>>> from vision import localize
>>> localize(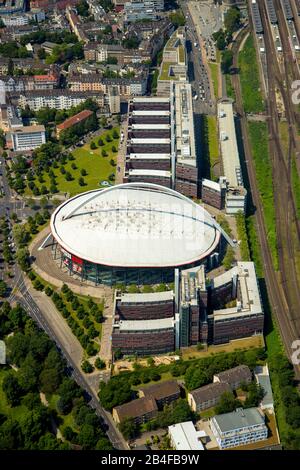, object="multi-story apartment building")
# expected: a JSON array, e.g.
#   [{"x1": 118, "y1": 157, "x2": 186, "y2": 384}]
[
  {"x1": 124, "y1": 0, "x2": 164, "y2": 24},
  {"x1": 0, "y1": 59, "x2": 59, "y2": 76},
  {"x1": 0, "y1": 9, "x2": 45, "y2": 26},
  {"x1": 213, "y1": 365, "x2": 252, "y2": 391},
  {"x1": 17, "y1": 89, "x2": 104, "y2": 111},
  {"x1": 8, "y1": 125, "x2": 46, "y2": 152},
  {"x1": 210, "y1": 408, "x2": 268, "y2": 449},
  {"x1": 68, "y1": 73, "x2": 148, "y2": 97},
  {"x1": 113, "y1": 397, "x2": 158, "y2": 425},
  {"x1": 0, "y1": 0, "x2": 25, "y2": 15},
  {"x1": 107, "y1": 85, "x2": 120, "y2": 114},
  {"x1": 188, "y1": 382, "x2": 231, "y2": 412},
  {"x1": 0, "y1": 74, "x2": 59, "y2": 93},
  {"x1": 83, "y1": 43, "x2": 152, "y2": 65}
]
